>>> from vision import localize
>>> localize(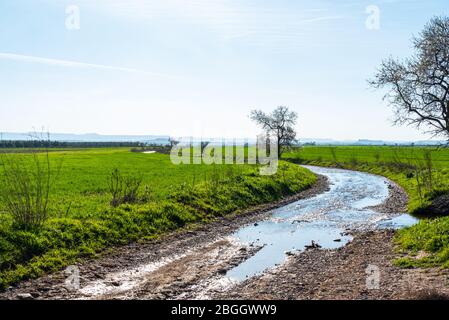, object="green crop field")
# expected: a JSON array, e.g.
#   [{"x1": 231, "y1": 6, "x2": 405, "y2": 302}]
[
  {"x1": 0, "y1": 147, "x2": 316, "y2": 288},
  {"x1": 285, "y1": 145, "x2": 449, "y2": 168},
  {"x1": 284, "y1": 146, "x2": 449, "y2": 211},
  {"x1": 283, "y1": 145, "x2": 449, "y2": 268}
]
